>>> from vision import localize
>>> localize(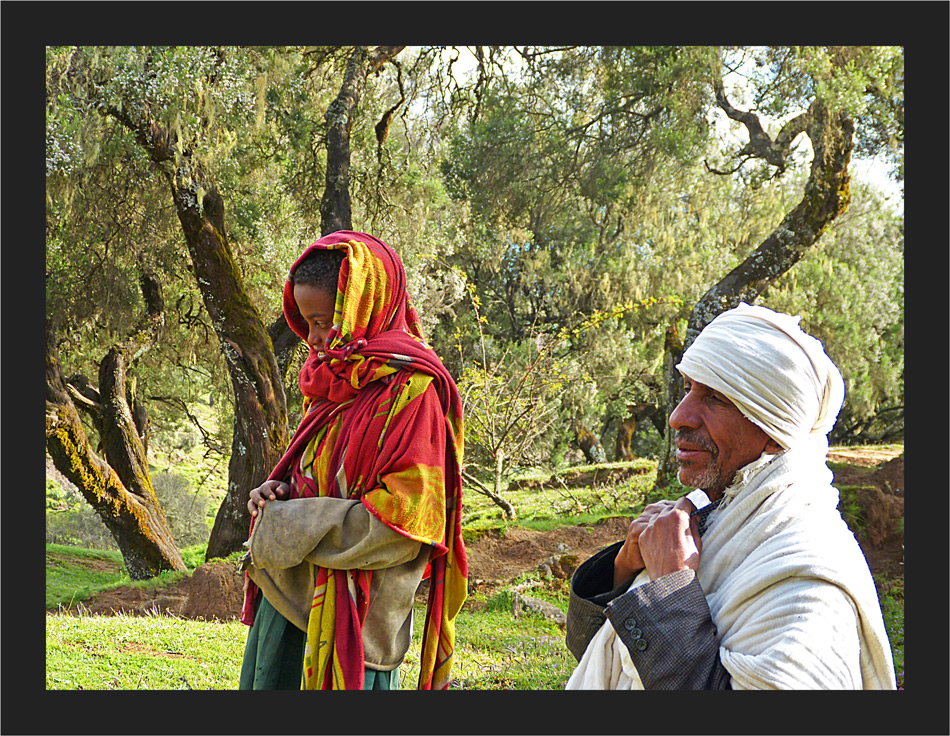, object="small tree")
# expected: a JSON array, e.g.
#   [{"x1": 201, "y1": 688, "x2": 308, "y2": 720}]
[
  {"x1": 456, "y1": 267, "x2": 681, "y2": 520},
  {"x1": 453, "y1": 279, "x2": 562, "y2": 520}
]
